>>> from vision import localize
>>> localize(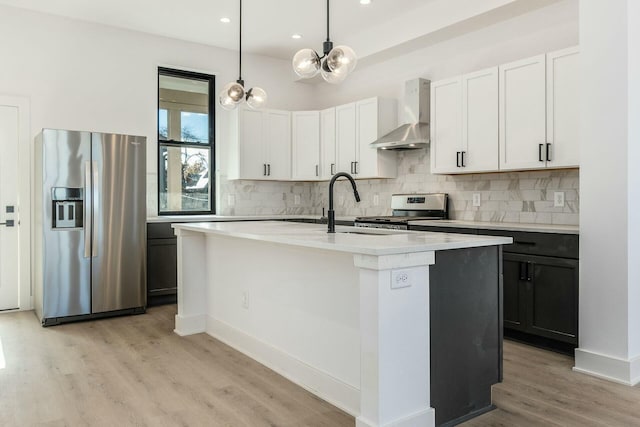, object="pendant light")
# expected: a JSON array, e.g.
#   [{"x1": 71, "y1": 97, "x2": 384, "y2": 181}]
[
  {"x1": 292, "y1": 0, "x2": 357, "y2": 84},
  {"x1": 219, "y1": 0, "x2": 267, "y2": 110}
]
